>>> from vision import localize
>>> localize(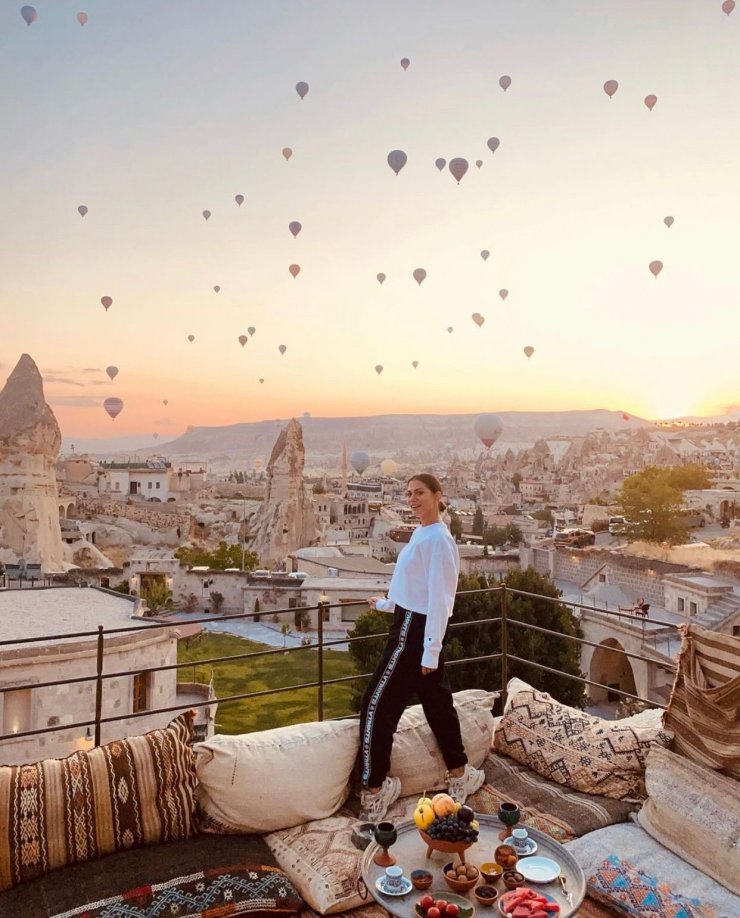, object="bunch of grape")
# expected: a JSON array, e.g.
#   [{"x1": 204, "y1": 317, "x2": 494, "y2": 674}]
[{"x1": 426, "y1": 814, "x2": 479, "y2": 843}]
